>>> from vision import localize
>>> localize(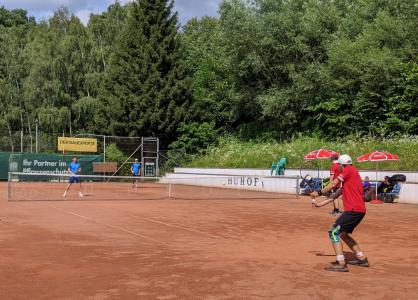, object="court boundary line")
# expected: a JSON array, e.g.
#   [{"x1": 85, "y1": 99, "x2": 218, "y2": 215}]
[
  {"x1": 47, "y1": 204, "x2": 166, "y2": 245},
  {"x1": 95, "y1": 205, "x2": 217, "y2": 239}
]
